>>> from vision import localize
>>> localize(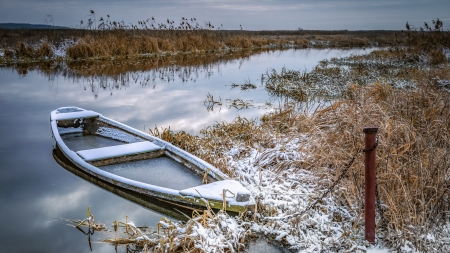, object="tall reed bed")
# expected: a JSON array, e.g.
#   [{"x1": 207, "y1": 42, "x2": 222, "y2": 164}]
[
  {"x1": 0, "y1": 13, "x2": 406, "y2": 63},
  {"x1": 0, "y1": 30, "x2": 399, "y2": 63},
  {"x1": 148, "y1": 36, "x2": 450, "y2": 249},
  {"x1": 63, "y1": 31, "x2": 280, "y2": 59},
  {"x1": 397, "y1": 18, "x2": 450, "y2": 65},
  {"x1": 306, "y1": 81, "x2": 450, "y2": 250},
  {"x1": 150, "y1": 76, "x2": 450, "y2": 251}
]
